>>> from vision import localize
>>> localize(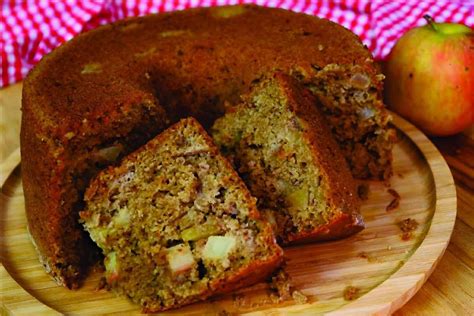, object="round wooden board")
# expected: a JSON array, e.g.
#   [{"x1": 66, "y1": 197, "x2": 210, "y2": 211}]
[{"x1": 0, "y1": 114, "x2": 456, "y2": 315}]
